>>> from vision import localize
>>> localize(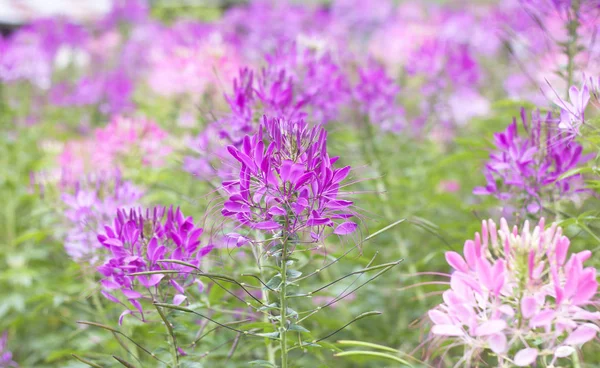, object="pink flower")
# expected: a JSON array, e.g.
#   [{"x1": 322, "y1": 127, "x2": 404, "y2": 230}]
[{"x1": 428, "y1": 218, "x2": 600, "y2": 366}]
